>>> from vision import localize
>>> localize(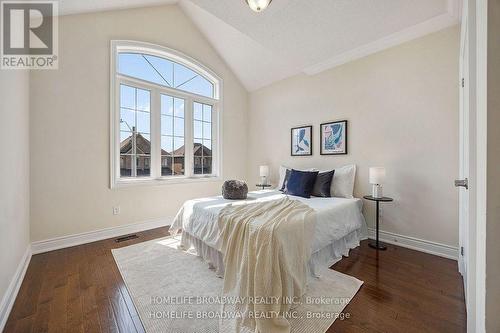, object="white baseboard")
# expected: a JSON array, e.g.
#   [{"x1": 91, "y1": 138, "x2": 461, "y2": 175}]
[
  {"x1": 367, "y1": 228, "x2": 459, "y2": 260},
  {"x1": 31, "y1": 217, "x2": 171, "y2": 255},
  {"x1": 0, "y1": 245, "x2": 32, "y2": 332}
]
